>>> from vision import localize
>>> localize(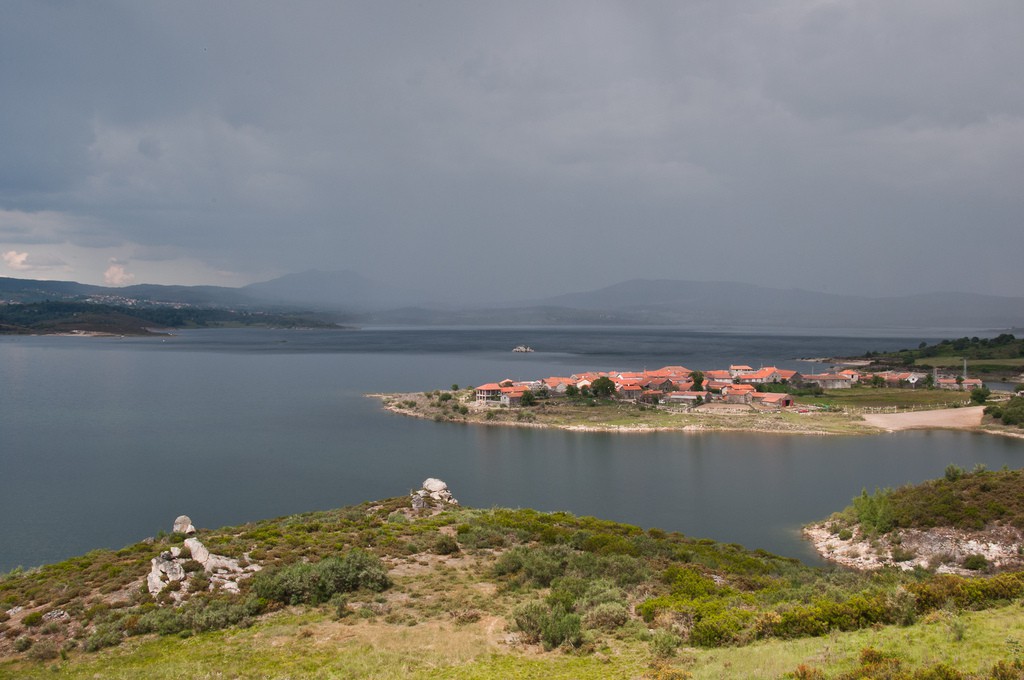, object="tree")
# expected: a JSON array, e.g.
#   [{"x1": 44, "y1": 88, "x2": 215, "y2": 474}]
[
  {"x1": 870, "y1": 375, "x2": 886, "y2": 388},
  {"x1": 970, "y1": 386, "x2": 991, "y2": 405},
  {"x1": 590, "y1": 376, "x2": 616, "y2": 398},
  {"x1": 565, "y1": 384, "x2": 580, "y2": 398},
  {"x1": 690, "y1": 371, "x2": 704, "y2": 391},
  {"x1": 923, "y1": 373, "x2": 934, "y2": 389},
  {"x1": 519, "y1": 389, "x2": 536, "y2": 407}
]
